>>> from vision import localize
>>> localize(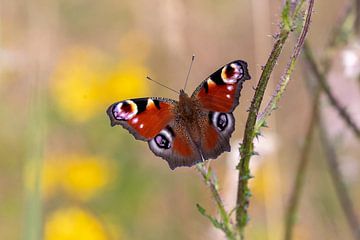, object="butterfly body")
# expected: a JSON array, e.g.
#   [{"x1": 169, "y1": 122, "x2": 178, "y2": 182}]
[
  {"x1": 175, "y1": 90, "x2": 205, "y2": 142},
  {"x1": 107, "y1": 60, "x2": 251, "y2": 170}
]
